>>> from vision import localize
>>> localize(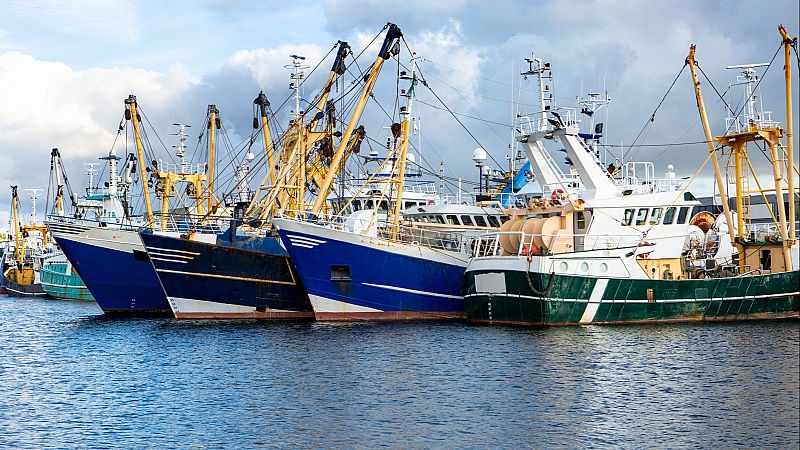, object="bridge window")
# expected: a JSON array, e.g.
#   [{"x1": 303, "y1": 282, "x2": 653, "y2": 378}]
[
  {"x1": 662, "y1": 207, "x2": 676, "y2": 224},
  {"x1": 378, "y1": 201, "x2": 388, "y2": 212},
  {"x1": 623, "y1": 208, "x2": 635, "y2": 226},
  {"x1": 446, "y1": 215, "x2": 459, "y2": 225},
  {"x1": 635, "y1": 208, "x2": 649, "y2": 226},
  {"x1": 460, "y1": 215, "x2": 474, "y2": 226},
  {"x1": 649, "y1": 208, "x2": 662, "y2": 225},
  {"x1": 488, "y1": 216, "x2": 500, "y2": 227},
  {"x1": 677, "y1": 206, "x2": 690, "y2": 224},
  {"x1": 474, "y1": 216, "x2": 488, "y2": 227},
  {"x1": 436, "y1": 216, "x2": 446, "y2": 224},
  {"x1": 576, "y1": 211, "x2": 587, "y2": 230}
]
